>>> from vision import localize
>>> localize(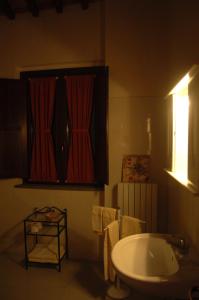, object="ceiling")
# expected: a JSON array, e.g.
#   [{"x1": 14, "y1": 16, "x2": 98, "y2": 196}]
[{"x1": 0, "y1": 0, "x2": 100, "y2": 19}]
